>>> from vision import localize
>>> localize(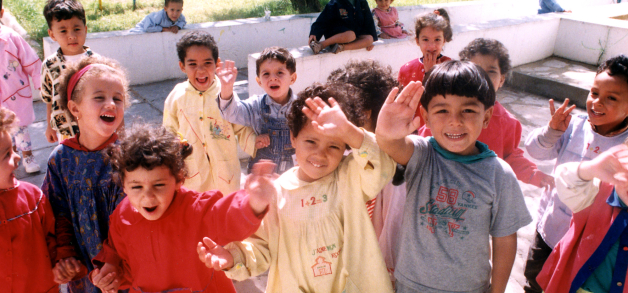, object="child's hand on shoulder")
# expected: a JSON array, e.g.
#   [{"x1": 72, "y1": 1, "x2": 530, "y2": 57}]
[
  {"x1": 217, "y1": 60, "x2": 237, "y2": 100},
  {"x1": 255, "y1": 134, "x2": 270, "y2": 149},
  {"x1": 90, "y1": 263, "x2": 121, "y2": 293},
  {"x1": 245, "y1": 160, "x2": 277, "y2": 215},
  {"x1": 548, "y1": 99, "x2": 576, "y2": 131},
  {"x1": 52, "y1": 257, "x2": 86, "y2": 284},
  {"x1": 197, "y1": 237, "x2": 235, "y2": 271},
  {"x1": 375, "y1": 81, "x2": 424, "y2": 141}
]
